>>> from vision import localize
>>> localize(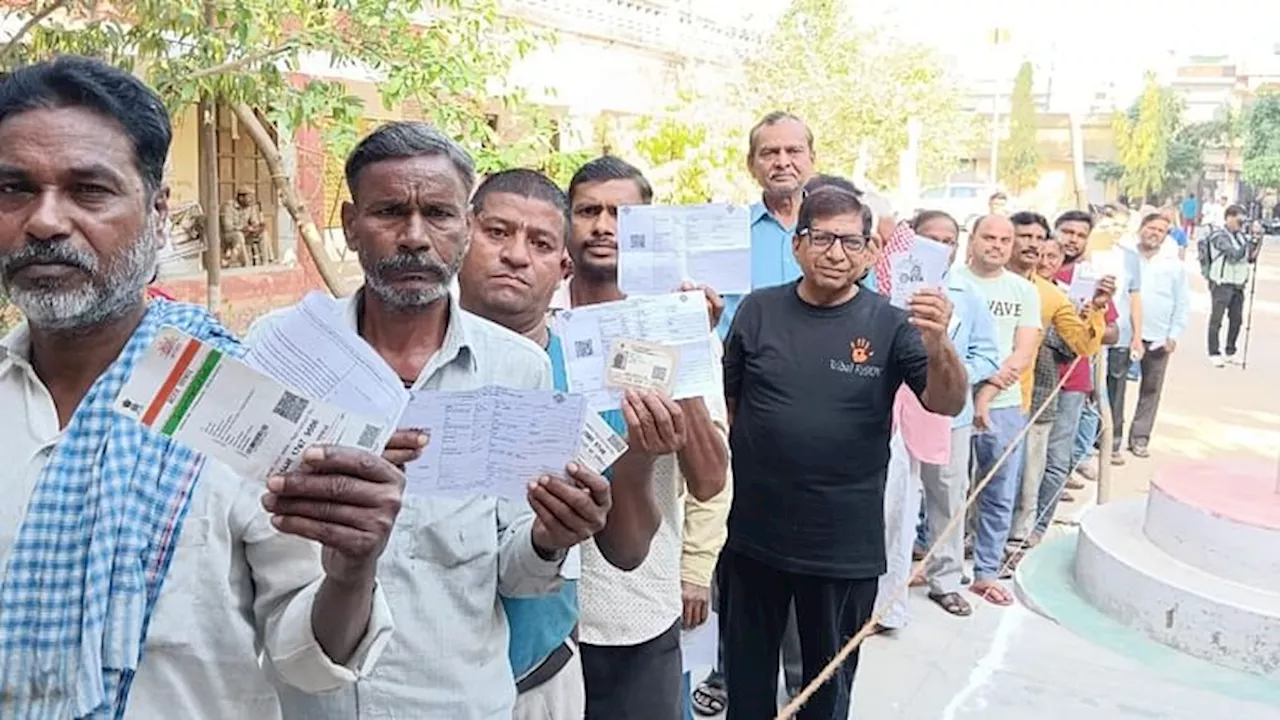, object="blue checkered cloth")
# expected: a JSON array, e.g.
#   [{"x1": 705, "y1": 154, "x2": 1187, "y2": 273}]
[{"x1": 0, "y1": 300, "x2": 242, "y2": 719}]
